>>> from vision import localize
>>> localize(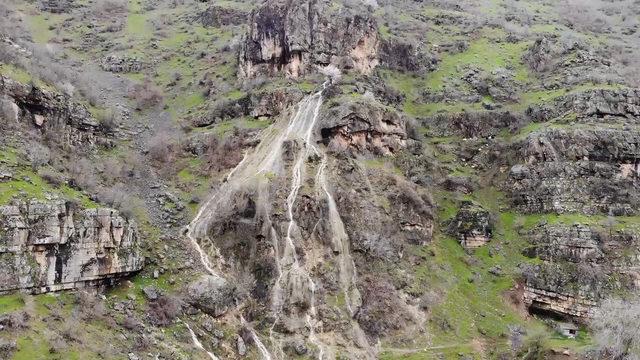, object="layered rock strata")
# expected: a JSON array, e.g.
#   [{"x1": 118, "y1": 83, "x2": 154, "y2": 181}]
[{"x1": 0, "y1": 201, "x2": 143, "y2": 294}]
